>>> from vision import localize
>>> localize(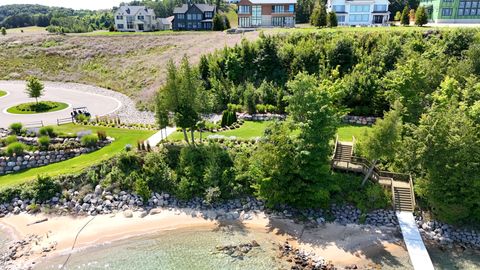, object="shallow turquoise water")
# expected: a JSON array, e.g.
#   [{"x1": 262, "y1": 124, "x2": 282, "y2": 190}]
[
  {"x1": 26, "y1": 226, "x2": 480, "y2": 270},
  {"x1": 35, "y1": 227, "x2": 291, "y2": 270}
]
